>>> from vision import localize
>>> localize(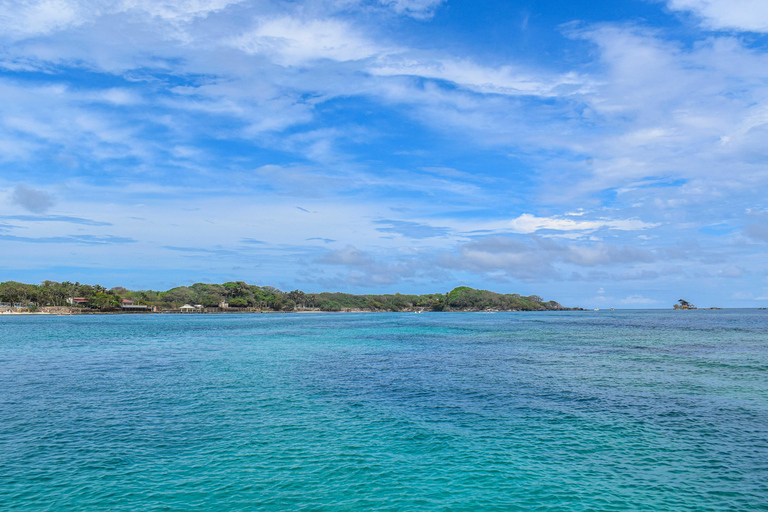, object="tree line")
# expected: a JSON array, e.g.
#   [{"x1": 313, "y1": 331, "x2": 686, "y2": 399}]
[{"x1": 0, "y1": 280, "x2": 571, "y2": 312}]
